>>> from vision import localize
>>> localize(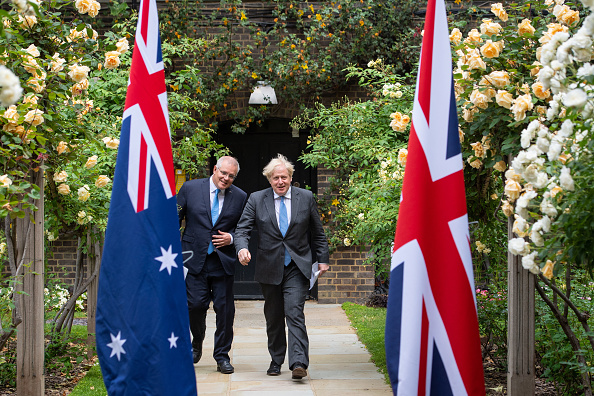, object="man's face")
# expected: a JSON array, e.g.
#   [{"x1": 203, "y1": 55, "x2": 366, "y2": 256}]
[
  {"x1": 269, "y1": 166, "x2": 292, "y2": 196},
  {"x1": 212, "y1": 160, "x2": 238, "y2": 190}
]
